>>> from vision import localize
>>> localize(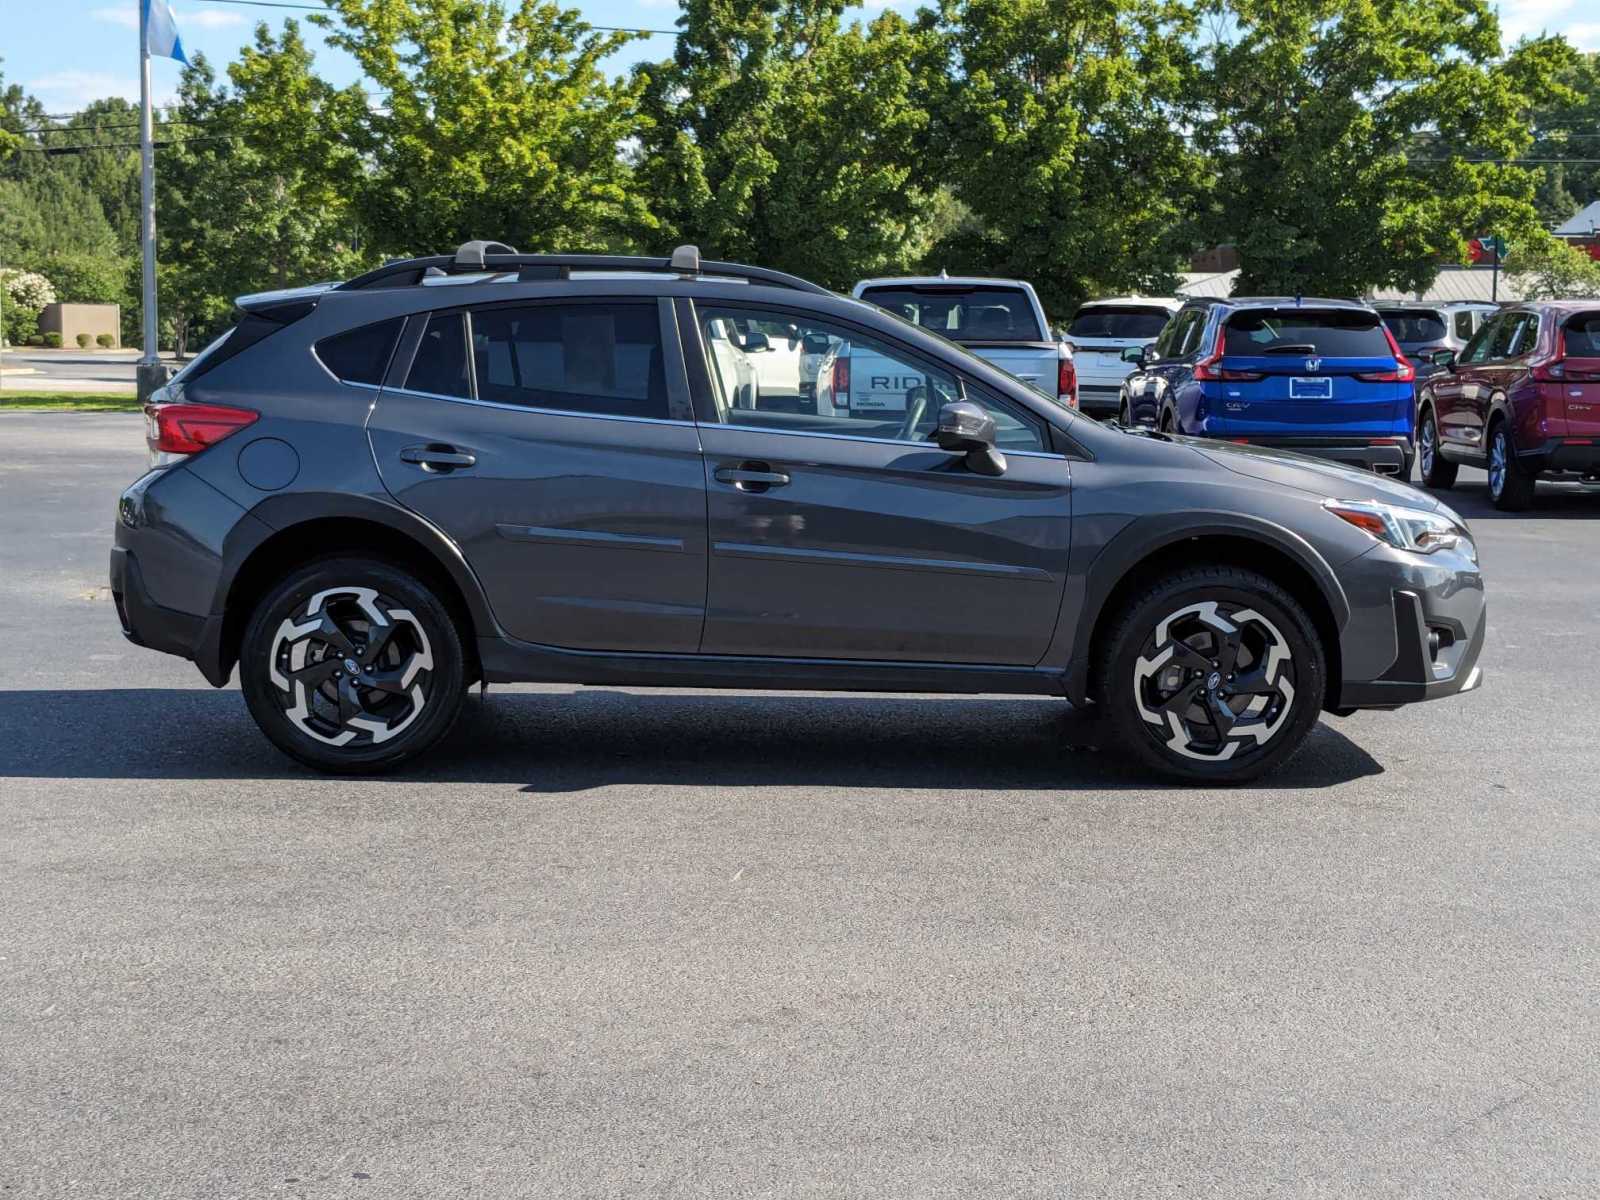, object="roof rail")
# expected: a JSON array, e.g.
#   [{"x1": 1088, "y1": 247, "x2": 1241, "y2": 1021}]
[{"x1": 337, "y1": 240, "x2": 831, "y2": 295}]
